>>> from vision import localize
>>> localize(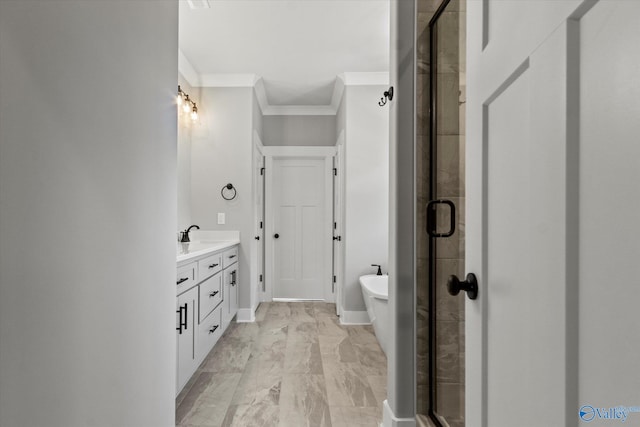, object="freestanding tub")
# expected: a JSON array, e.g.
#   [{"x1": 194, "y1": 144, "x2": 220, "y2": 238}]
[{"x1": 359, "y1": 274, "x2": 389, "y2": 355}]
